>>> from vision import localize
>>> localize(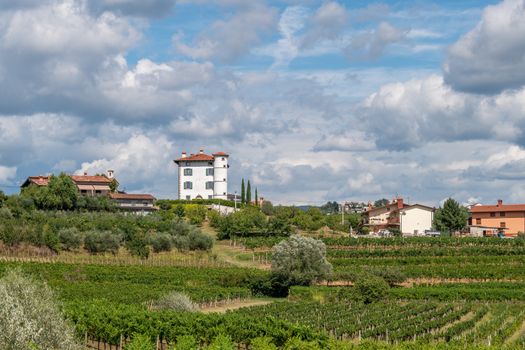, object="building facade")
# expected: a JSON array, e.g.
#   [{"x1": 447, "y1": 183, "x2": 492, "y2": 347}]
[
  {"x1": 174, "y1": 150, "x2": 229, "y2": 200},
  {"x1": 22, "y1": 172, "x2": 114, "y2": 196},
  {"x1": 469, "y1": 200, "x2": 525, "y2": 237},
  {"x1": 363, "y1": 198, "x2": 435, "y2": 235},
  {"x1": 109, "y1": 193, "x2": 158, "y2": 213}
]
